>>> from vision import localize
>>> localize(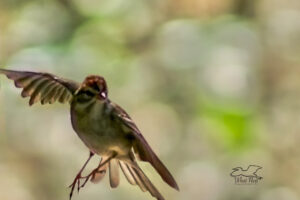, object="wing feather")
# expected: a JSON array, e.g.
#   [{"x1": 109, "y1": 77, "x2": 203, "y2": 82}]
[
  {"x1": 0, "y1": 68, "x2": 80, "y2": 105},
  {"x1": 111, "y1": 102, "x2": 179, "y2": 191},
  {"x1": 40, "y1": 82, "x2": 58, "y2": 104}
]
